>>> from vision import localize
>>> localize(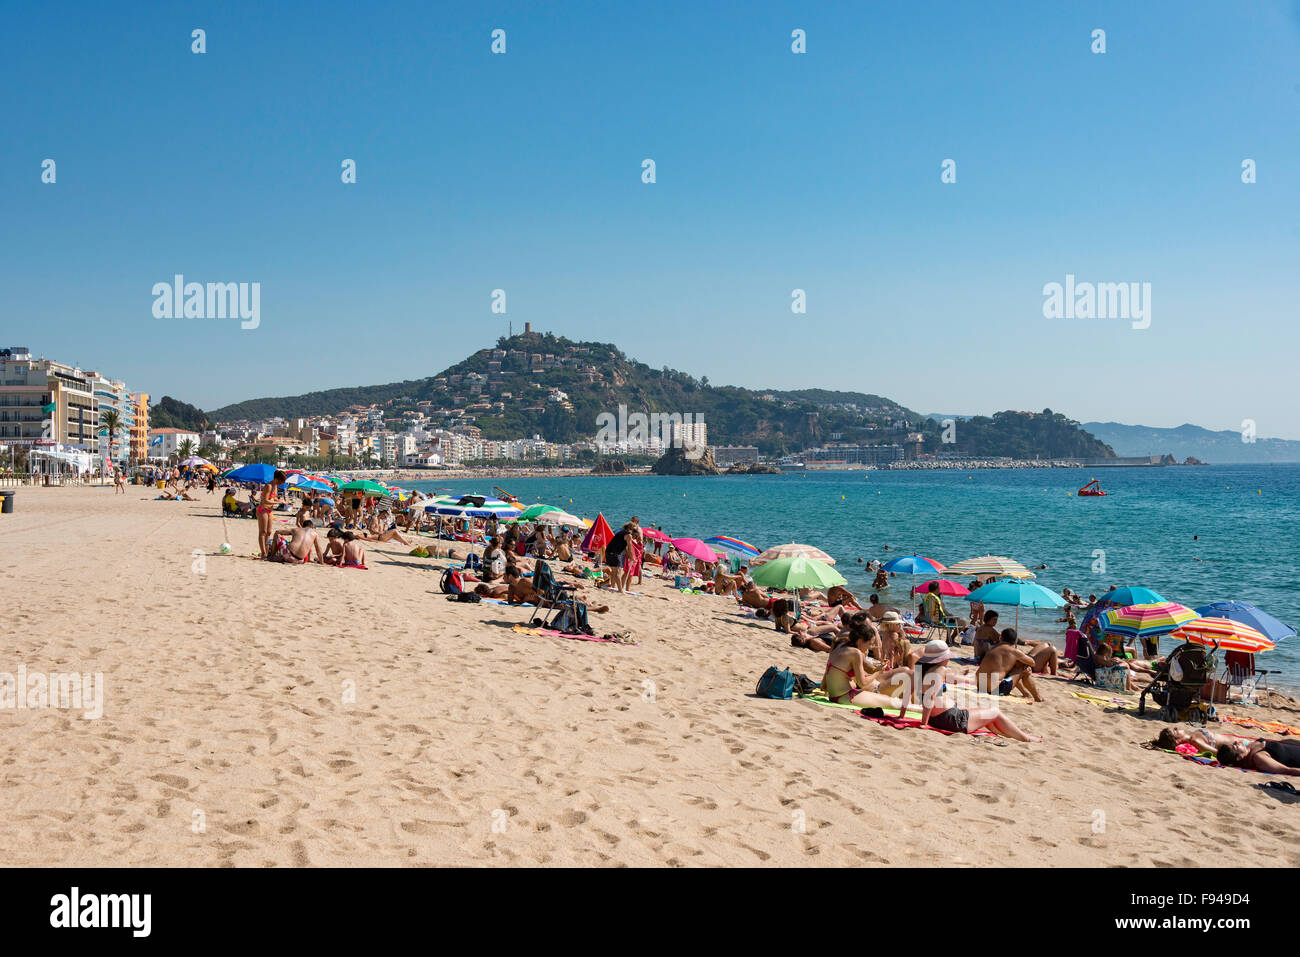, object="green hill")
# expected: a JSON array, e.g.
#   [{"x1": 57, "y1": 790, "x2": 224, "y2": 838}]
[{"x1": 207, "y1": 334, "x2": 1110, "y2": 458}]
